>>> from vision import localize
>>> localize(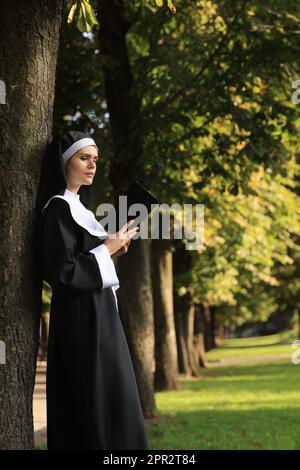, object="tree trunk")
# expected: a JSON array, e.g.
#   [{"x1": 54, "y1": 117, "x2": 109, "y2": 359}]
[
  {"x1": 174, "y1": 290, "x2": 199, "y2": 377},
  {"x1": 117, "y1": 238, "x2": 156, "y2": 419},
  {"x1": 210, "y1": 306, "x2": 217, "y2": 349},
  {"x1": 215, "y1": 322, "x2": 224, "y2": 347},
  {"x1": 97, "y1": 0, "x2": 144, "y2": 191},
  {"x1": 97, "y1": 0, "x2": 156, "y2": 418},
  {"x1": 0, "y1": 0, "x2": 63, "y2": 449},
  {"x1": 203, "y1": 304, "x2": 216, "y2": 351},
  {"x1": 193, "y1": 304, "x2": 207, "y2": 368},
  {"x1": 151, "y1": 239, "x2": 178, "y2": 391}
]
